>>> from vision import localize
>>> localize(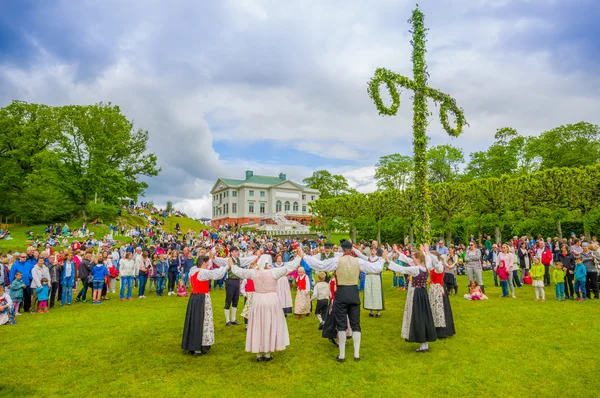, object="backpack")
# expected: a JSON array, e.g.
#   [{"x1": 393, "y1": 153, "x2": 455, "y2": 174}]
[{"x1": 541, "y1": 250, "x2": 552, "y2": 265}]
